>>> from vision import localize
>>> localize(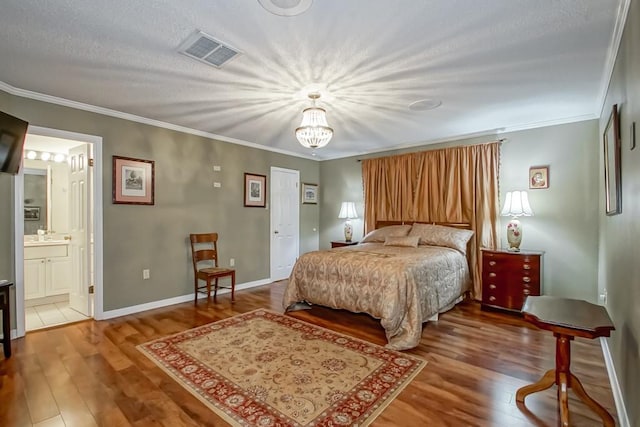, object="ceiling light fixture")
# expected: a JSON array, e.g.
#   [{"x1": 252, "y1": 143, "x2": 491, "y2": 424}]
[{"x1": 295, "y1": 93, "x2": 333, "y2": 149}]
